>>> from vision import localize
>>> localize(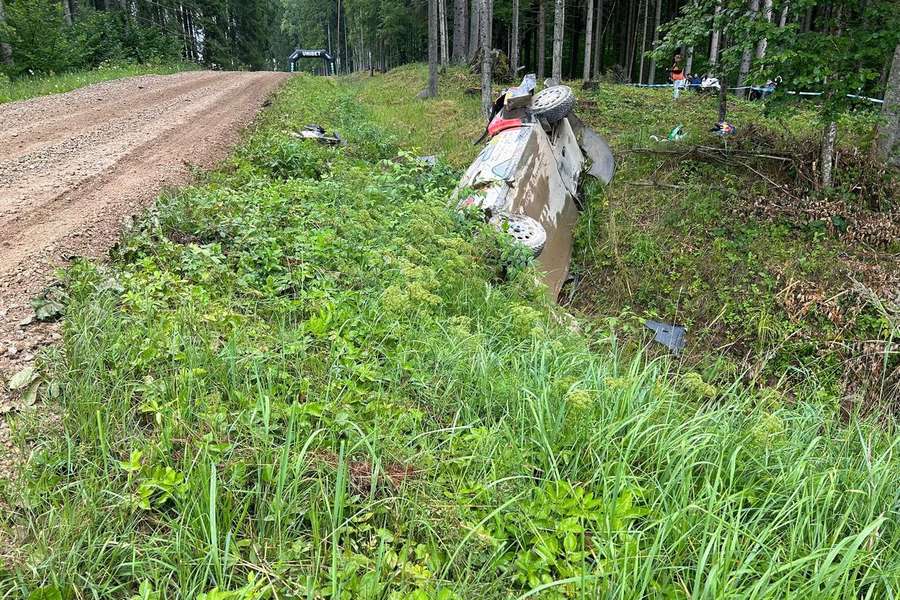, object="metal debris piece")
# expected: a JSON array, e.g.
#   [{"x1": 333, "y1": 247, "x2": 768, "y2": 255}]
[
  {"x1": 504, "y1": 73, "x2": 536, "y2": 109},
  {"x1": 293, "y1": 124, "x2": 344, "y2": 146},
  {"x1": 568, "y1": 111, "x2": 616, "y2": 184},
  {"x1": 417, "y1": 155, "x2": 438, "y2": 166},
  {"x1": 711, "y1": 121, "x2": 736, "y2": 136},
  {"x1": 645, "y1": 320, "x2": 686, "y2": 354}
]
